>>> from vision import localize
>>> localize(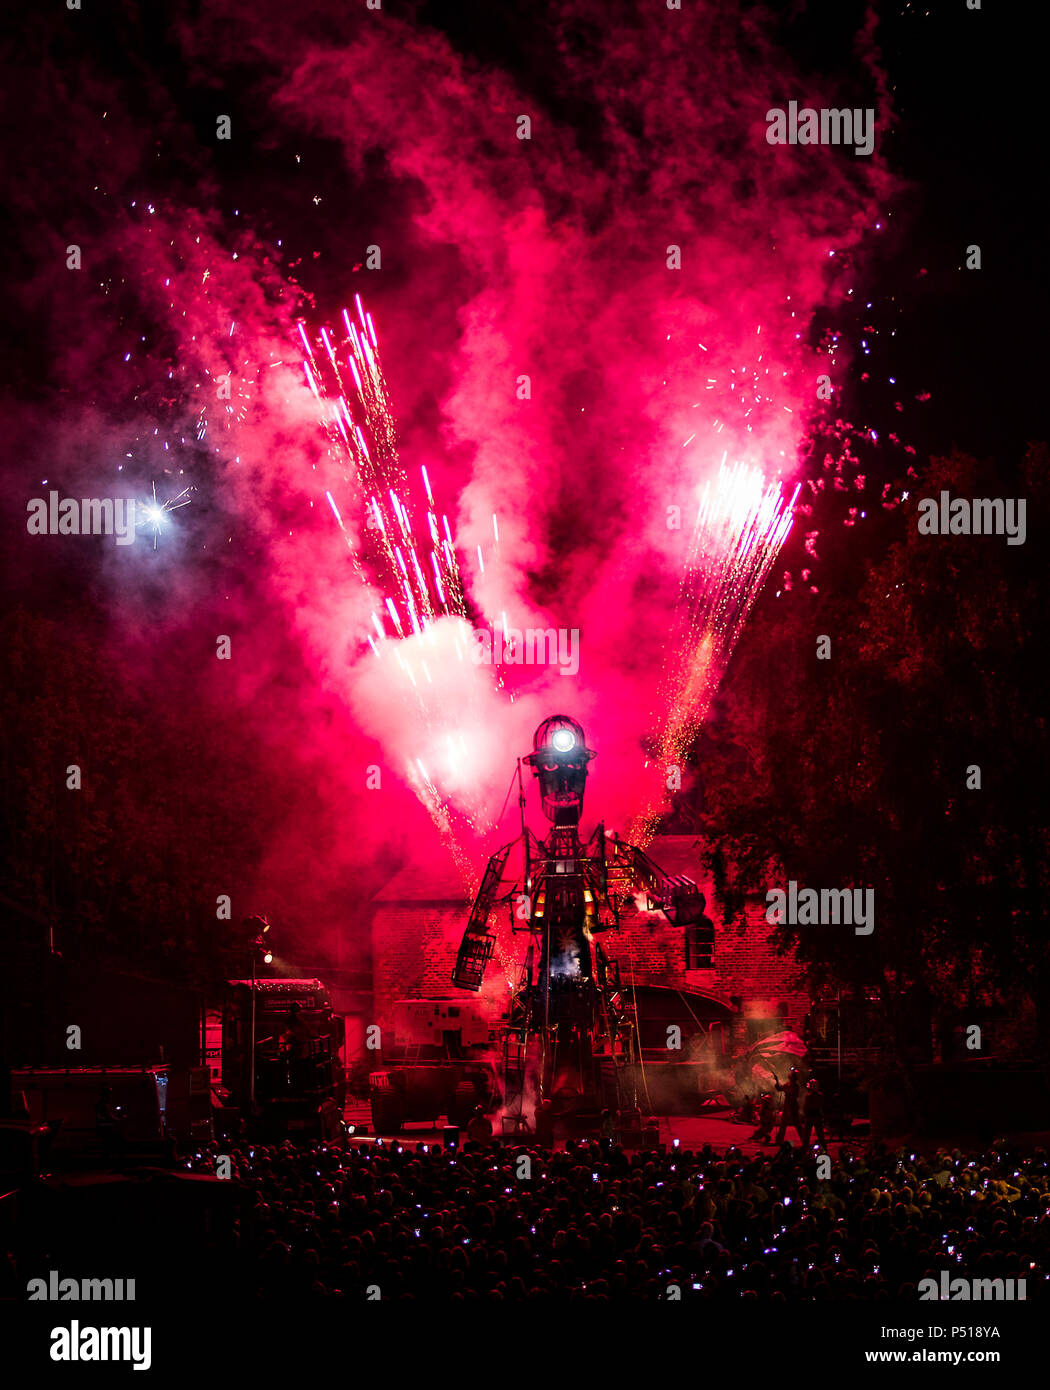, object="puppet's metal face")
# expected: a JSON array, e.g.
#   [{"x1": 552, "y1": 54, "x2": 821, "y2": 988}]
[{"x1": 525, "y1": 715, "x2": 595, "y2": 825}]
